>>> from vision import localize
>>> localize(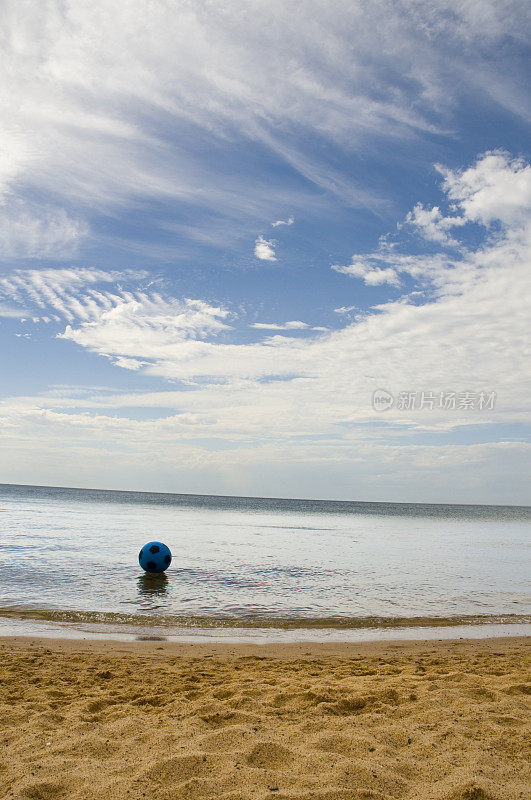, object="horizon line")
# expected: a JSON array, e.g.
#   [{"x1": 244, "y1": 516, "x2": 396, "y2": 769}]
[{"x1": 1, "y1": 482, "x2": 529, "y2": 510}]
